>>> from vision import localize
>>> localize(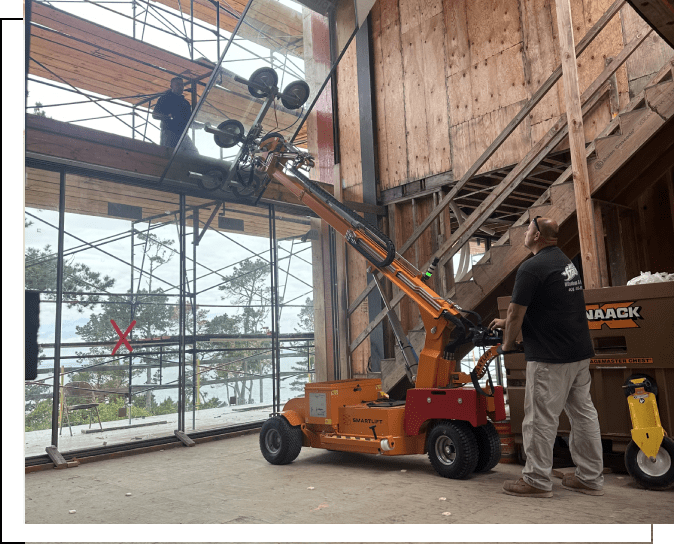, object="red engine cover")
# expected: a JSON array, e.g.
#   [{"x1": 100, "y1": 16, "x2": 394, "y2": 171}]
[{"x1": 404, "y1": 386, "x2": 505, "y2": 436}]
